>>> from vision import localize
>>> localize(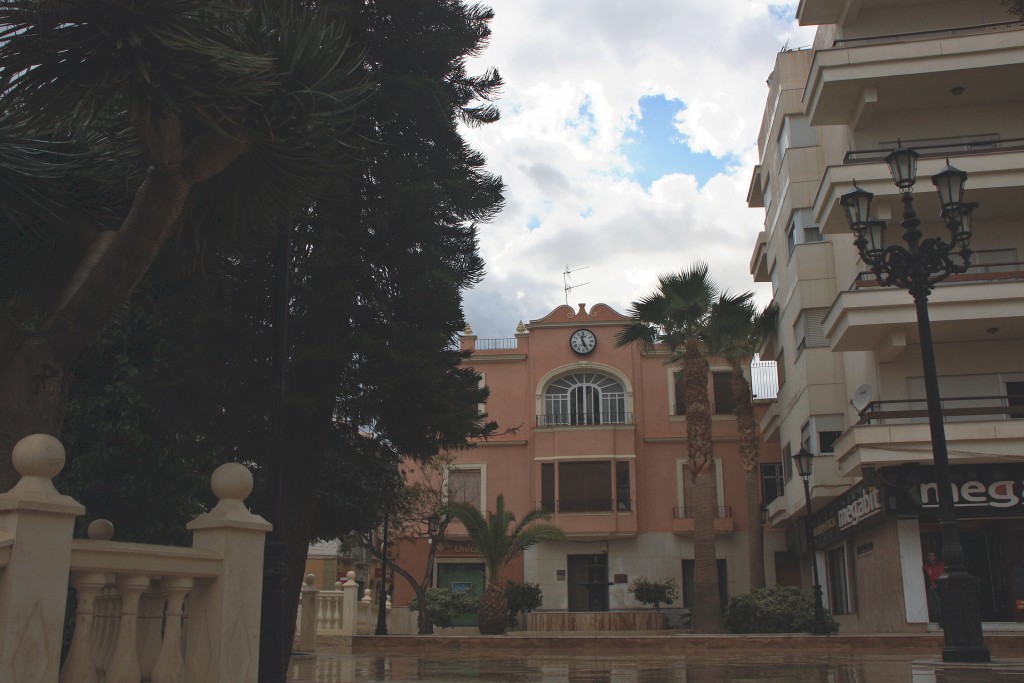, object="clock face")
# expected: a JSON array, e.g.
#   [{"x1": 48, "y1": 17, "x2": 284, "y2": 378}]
[{"x1": 570, "y1": 329, "x2": 597, "y2": 354}]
